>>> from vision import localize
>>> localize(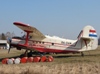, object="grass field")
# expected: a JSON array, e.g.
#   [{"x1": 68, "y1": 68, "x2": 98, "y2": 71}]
[{"x1": 0, "y1": 47, "x2": 100, "y2": 74}]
